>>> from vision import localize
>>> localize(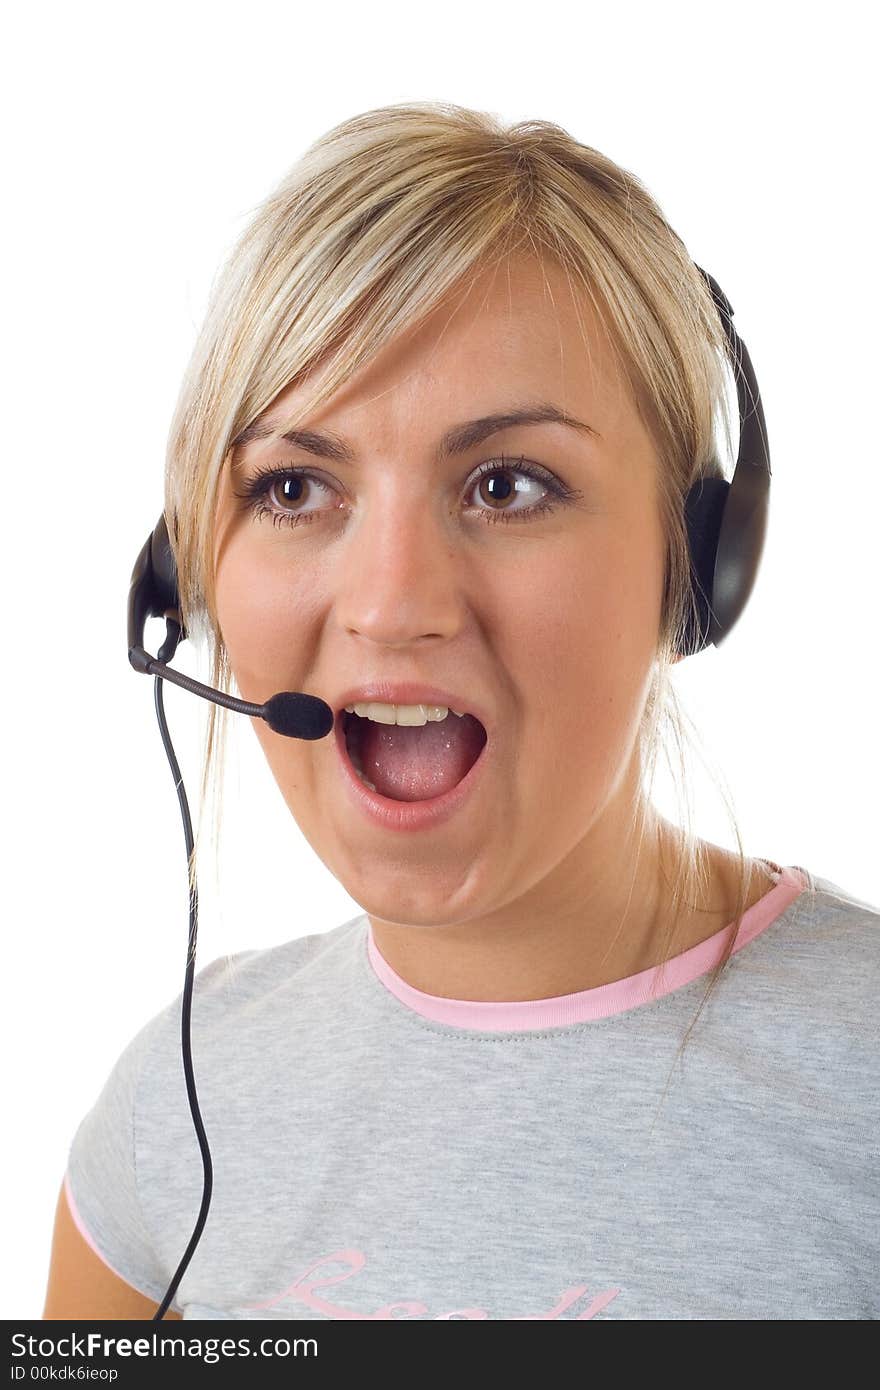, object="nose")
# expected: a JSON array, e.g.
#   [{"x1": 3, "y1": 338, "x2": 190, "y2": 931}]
[{"x1": 333, "y1": 491, "x2": 464, "y2": 647}]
